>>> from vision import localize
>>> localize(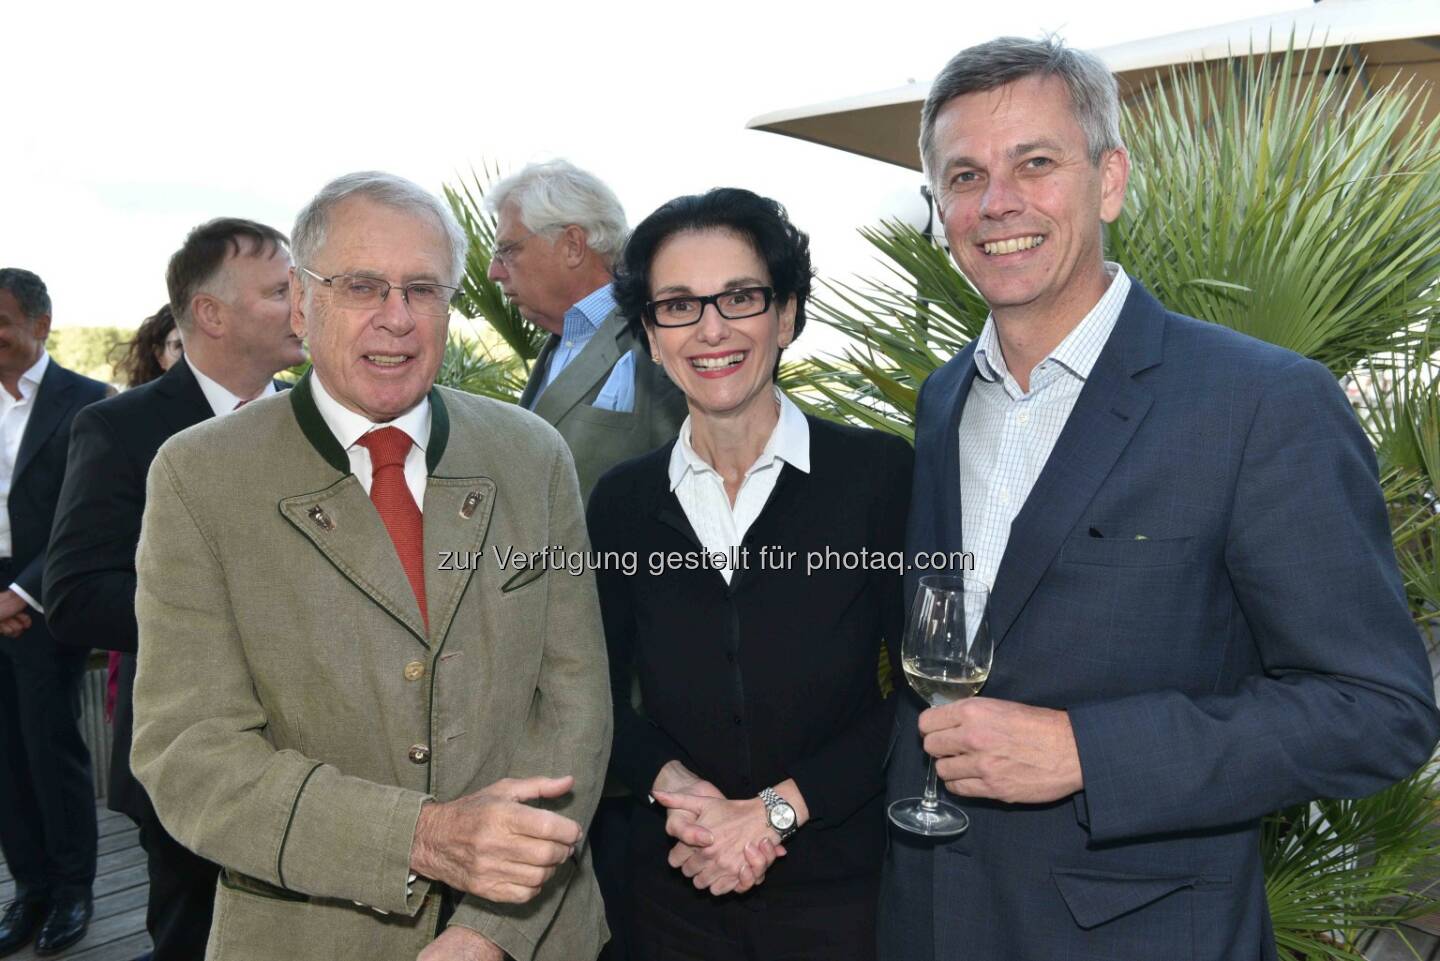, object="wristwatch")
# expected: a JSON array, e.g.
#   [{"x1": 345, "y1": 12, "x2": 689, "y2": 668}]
[{"x1": 759, "y1": 787, "x2": 797, "y2": 841}]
